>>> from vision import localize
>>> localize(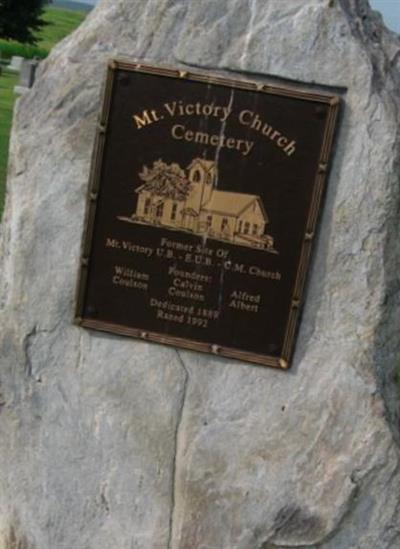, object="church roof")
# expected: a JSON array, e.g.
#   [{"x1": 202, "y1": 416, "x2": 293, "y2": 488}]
[
  {"x1": 202, "y1": 190, "x2": 266, "y2": 218},
  {"x1": 187, "y1": 158, "x2": 216, "y2": 172}
]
